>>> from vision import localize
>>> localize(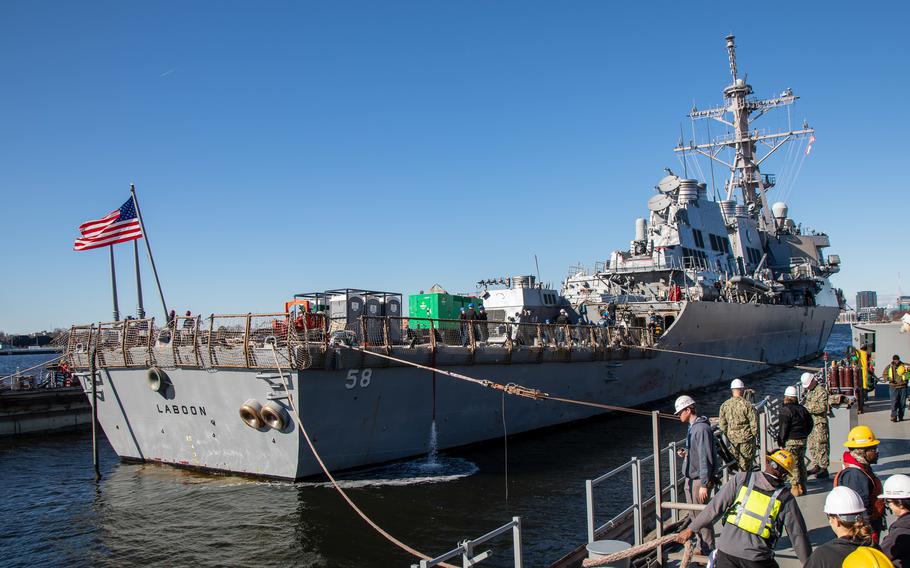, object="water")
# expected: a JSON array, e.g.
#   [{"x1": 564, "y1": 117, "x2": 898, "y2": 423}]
[{"x1": 0, "y1": 326, "x2": 852, "y2": 567}]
